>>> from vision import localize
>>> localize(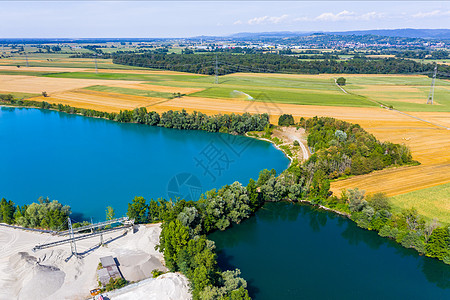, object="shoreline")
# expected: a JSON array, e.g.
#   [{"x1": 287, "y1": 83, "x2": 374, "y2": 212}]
[{"x1": 247, "y1": 134, "x2": 294, "y2": 166}]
